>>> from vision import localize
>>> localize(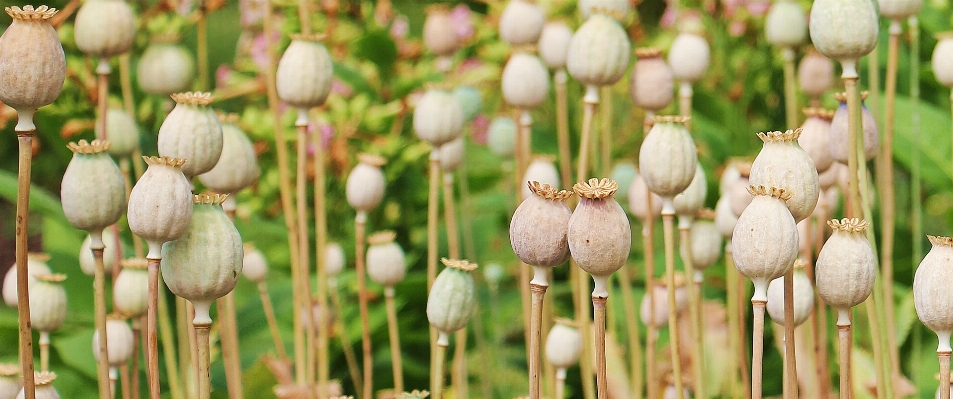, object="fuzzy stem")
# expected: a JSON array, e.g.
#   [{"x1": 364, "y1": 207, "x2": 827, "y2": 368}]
[
  {"x1": 838, "y1": 323, "x2": 851, "y2": 399},
  {"x1": 93, "y1": 246, "x2": 113, "y2": 399},
  {"x1": 131, "y1": 318, "x2": 141, "y2": 399},
  {"x1": 555, "y1": 369, "x2": 566, "y2": 399},
  {"x1": 593, "y1": 296, "x2": 609, "y2": 399},
  {"x1": 617, "y1": 263, "x2": 643, "y2": 399},
  {"x1": 679, "y1": 82, "x2": 693, "y2": 130},
  {"x1": 157, "y1": 274, "x2": 183, "y2": 399},
  {"x1": 555, "y1": 70, "x2": 572, "y2": 190},
  {"x1": 295, "y1": 122, "x2": 315, "y2": 395},
  {"x1": 194, "y1": 323, "x2": 211, "y2": 399},
  {"x1": 432, "y1": 338, "x2": 449, "y2": 399},
  {"x1": 843, "y1": 76, "x2": 862, "y2": 219},
  {"x1": 725, "y1": 244, "x2": 742, "y2": 399},
  {"x1": 577, "y1": 89, "x2": 599, "y2": 181},
  {"x1": 329, "y1": 280, "x2": 364, "y2": 395},
  {"x1": 940, "y1": 352, "x2": 951, "y2": 399},
  {"x1": 257, "y1": 282, "x2": 288, "y2": 360},
  {"x1": 643, "y1": 196, "x2": 658, "y2": 399},
  {"x1": 96, "y1": 64, "x2": 109, "y2": 142},
  {"x1": 146, "y1": 258, "x2": 161, "y2": 399},
  {"x1": 15, "y1": 130, "x2": 36, "y2": 399},
  {"x1": 881, "y1": 23, "x2": 902, "y2": 395},
  {"x1": 216, "y1": 293, "x2": 243, "y2": 399},
  {"x1": 752, "y1": 300, "x2": 766, "y2": 399},
  {"x1": 385, "y1": 289, "x2": 404, "y2": 393},
  {"x1": 783, "y1": 270, "x2": 797, "y2": 399},
  {"x1": 355, "y1": 214, "x2": 373, "y2": 399},
  {"x1": 662, "y1": 207, "x2": 685, "y2": 399},
  {"x1": 39, "y1": 332, "x2": 50, "y2": 373},
  {"x1": 311, "y1": 118, "x2": 330, "y2": 398},
  {"x1": 680, "y1": 224, "x2": 704, "y2": 399},
  {"x1": 530, "y1": 283, "x2": 547, "y2": 399}
]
